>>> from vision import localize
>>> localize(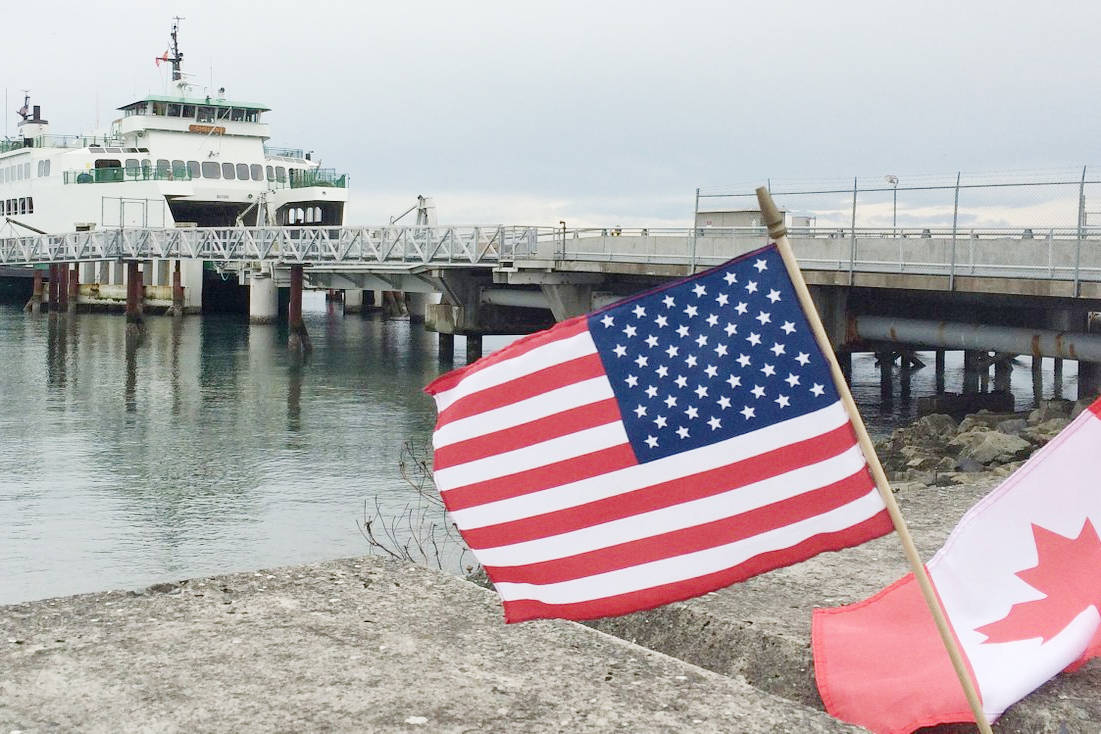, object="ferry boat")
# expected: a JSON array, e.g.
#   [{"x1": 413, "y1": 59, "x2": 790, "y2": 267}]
[{"x1": 0, "y1": 20, "x2": 349, "y2": 312}]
